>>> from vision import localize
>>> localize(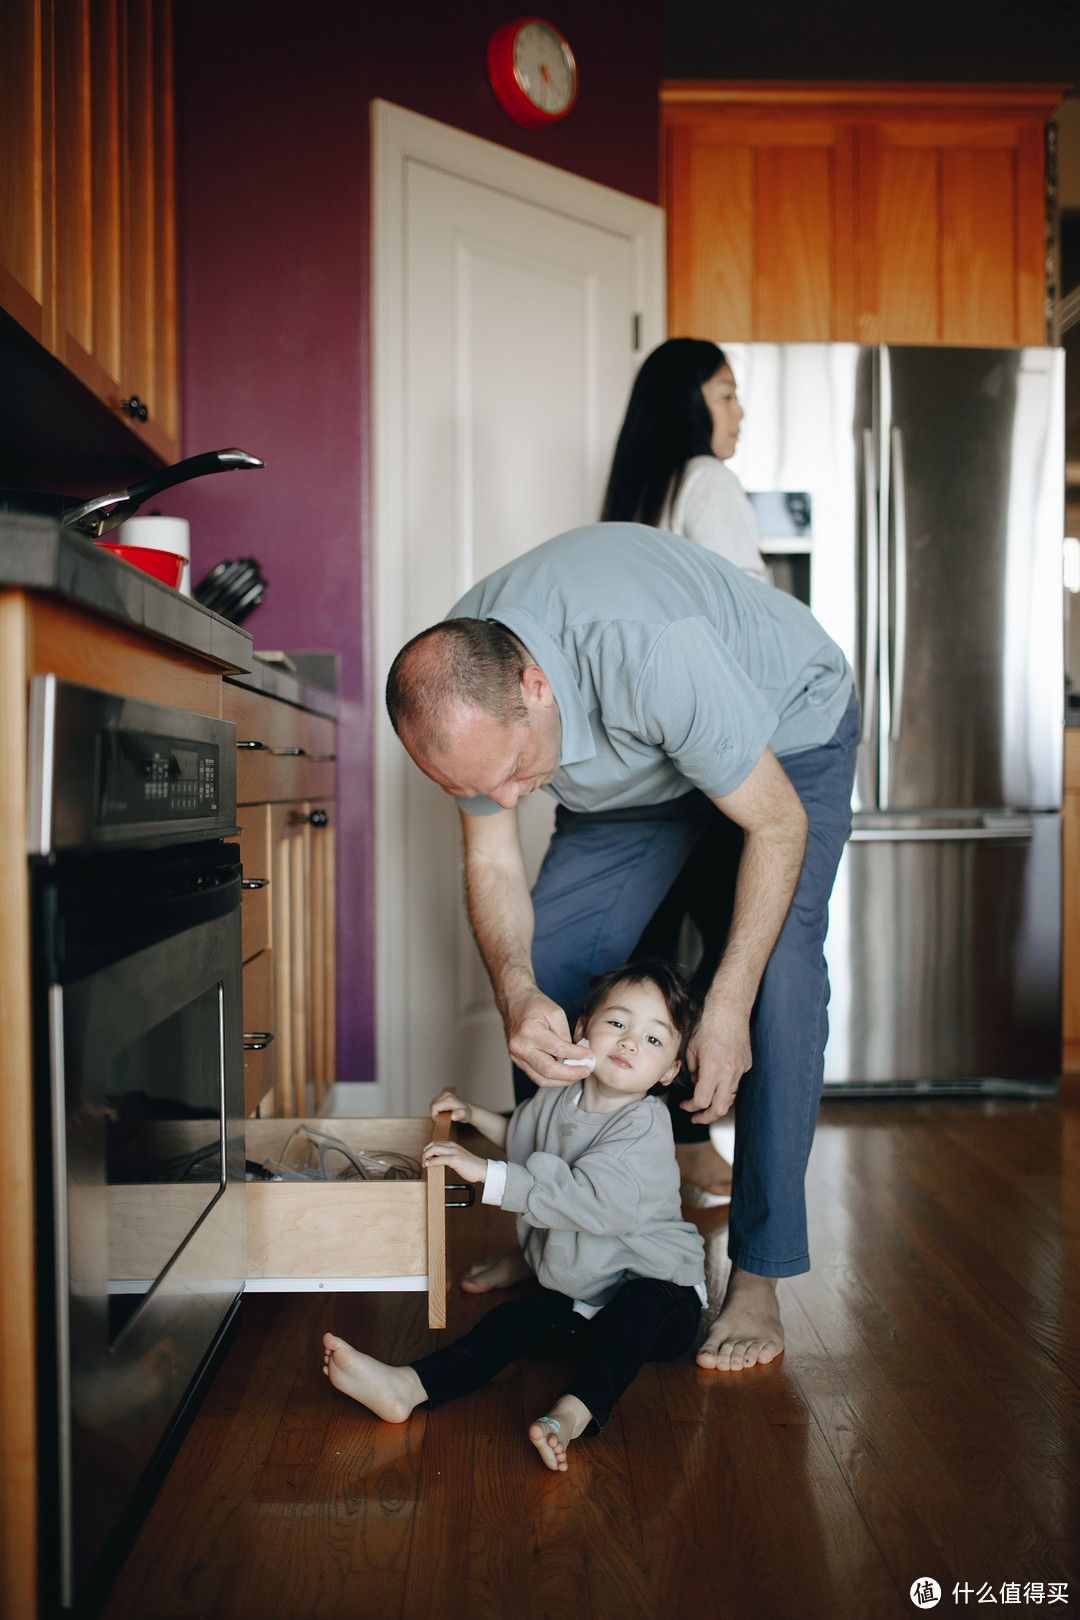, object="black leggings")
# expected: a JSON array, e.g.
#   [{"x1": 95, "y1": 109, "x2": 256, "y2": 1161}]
[{"x1": 410, "y1": 1277, "x2": 702, "y2": 1435}]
